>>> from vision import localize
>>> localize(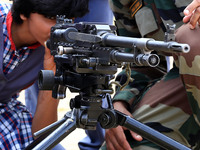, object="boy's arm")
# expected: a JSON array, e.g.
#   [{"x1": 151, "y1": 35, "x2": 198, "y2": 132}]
[{"x1": 32, "y1": 47, "x2": 58, "y2": 134}]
